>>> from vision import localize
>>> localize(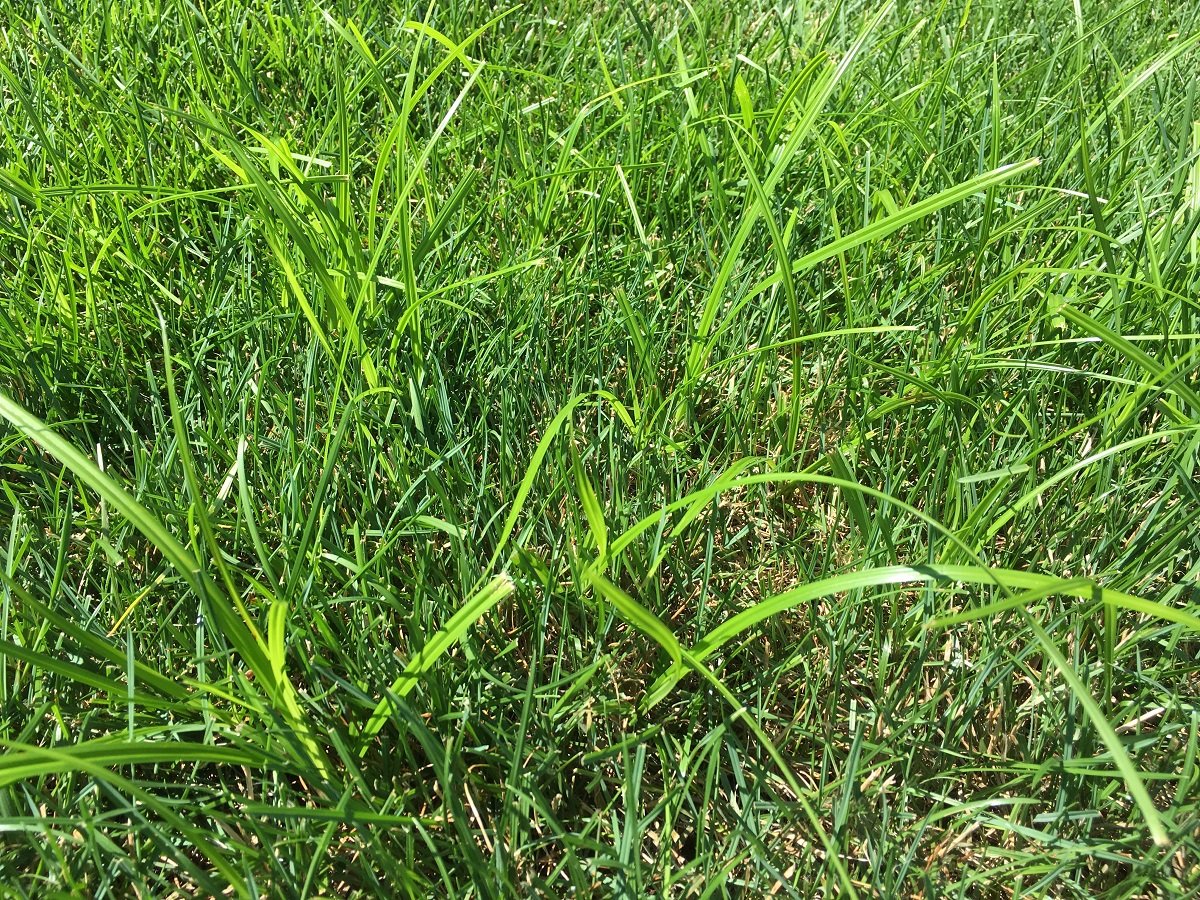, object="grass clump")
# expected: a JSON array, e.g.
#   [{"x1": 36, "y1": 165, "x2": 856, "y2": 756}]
[{"x1": 1, "y1": 0, "x2": 1199, "y2": 895}]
